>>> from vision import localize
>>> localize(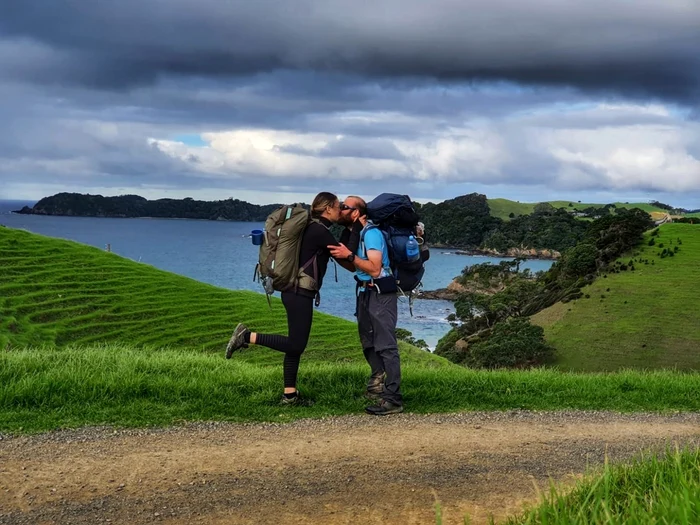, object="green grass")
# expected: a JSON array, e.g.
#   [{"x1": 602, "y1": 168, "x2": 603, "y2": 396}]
[
  {"x1": 486, "y1": 199, "x2": 539, "y2": 219},
  {"x1": 487, "y1": 199, "x2": 670, "y2": 220},
  {"x1": 2, "y1": 345, "x2": 700, "y2": 433},
  {"x1": 0, "y1": 226, "x2": 442, "y2": 368},
  {"x1": 504, "y1": 447, "x2": 700, "y2": 524},
  {"x1": 533, "y1": 223, "x2": 700, "y2": 371}
]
